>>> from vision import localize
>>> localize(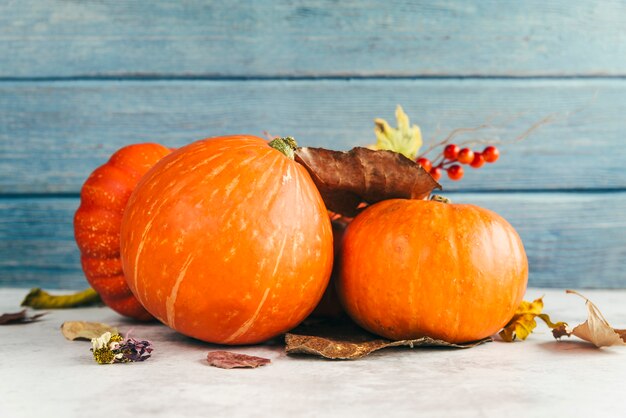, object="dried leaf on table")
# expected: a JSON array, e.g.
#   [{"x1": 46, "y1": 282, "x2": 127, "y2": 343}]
[
  {"x1": 206, "y1": 351, "x2": 271, "y2": 369},
  {"x1": 0, "y1": 309, "x2": 47, "y2": 325},
  {"x1": 61, "y1": 321, "x2": 118, "y2": 341},
  {"x1": 285, "y1": 318, "x2": 490, "y2": 360},
  {"x1": 295, "y1": 147, "x2": 441, "y2": 217},
  {"x1": 22, "y1": 287, "x2": 101, "y2": 309},
  {"x1": 552, "y1": 290, "x2": 626, "y2": 348},
  {"x1": 499, "y1": 297, "x2": 566, "y2": 342}
]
